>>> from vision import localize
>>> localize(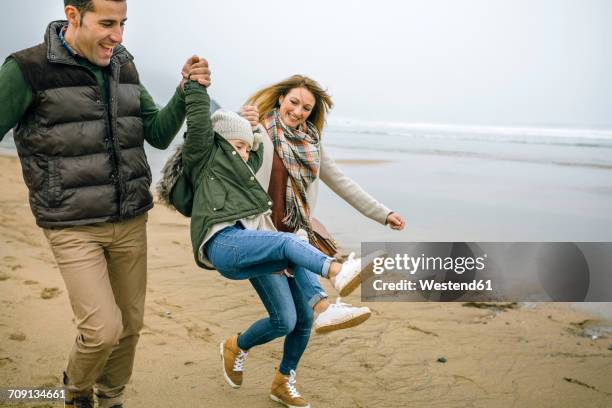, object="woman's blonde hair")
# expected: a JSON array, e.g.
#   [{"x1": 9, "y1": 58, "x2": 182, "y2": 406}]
[{"x1": 245, "y1": 75, "x2": 334, "y2": 134}]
